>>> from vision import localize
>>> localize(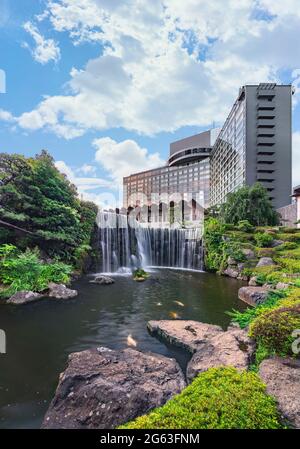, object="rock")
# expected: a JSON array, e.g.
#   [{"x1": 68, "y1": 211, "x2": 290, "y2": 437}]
[
  {"x1": 242, "y1": 248, "x2": 255, "y2": 260},
  {"x1": 256, "y1": 257, "x2": 276, "y2": 267},
  {"x1": 227, "y1": 256, "x2": 237, "y2": 266},
  {"x1": 7, "y1": 290, "x2": 43, "y2": 305},
  {"x1": 271, "y1": 239, "x2": 284, "y2": 248},
  {"x1": 90, "y1": 275, "x2": 115, "y2": 285},
  {"x1": 262, "y1": 283, "x2": 275, "y2": 290},
  {"x1": 187, "y1": 327, "x2": 255, "y2": 382},
  {"x1": 259, "y1": 357, "x2": 300, "y2": 428},
  {"x1": 223, "y1": 267, "x2": 239, "y2": 278},
  {"x1": 42, "y1": 347, "x2": 186, "y2": 429},
  {"x1": 276, "y1": 282, "x2": 290, "y2": 290},
  {"x1": 249, "y1": 276, "x2": 258, "y2": 286},
  {"x1": 237, "y1": 263, "x2": 245, "y2": 272},
  {"x1": 48, "y1": 283, "x2": 78, "y2": 299},
  {"x1": 238, "y1": 286, "x2": 269, "y2": 306},
  {"x1": 237, "y1": 274, "x2": 249, "y2": 281},
  {"x1": 147, "y1": 320, "x2": 223, "y2": 353}
]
